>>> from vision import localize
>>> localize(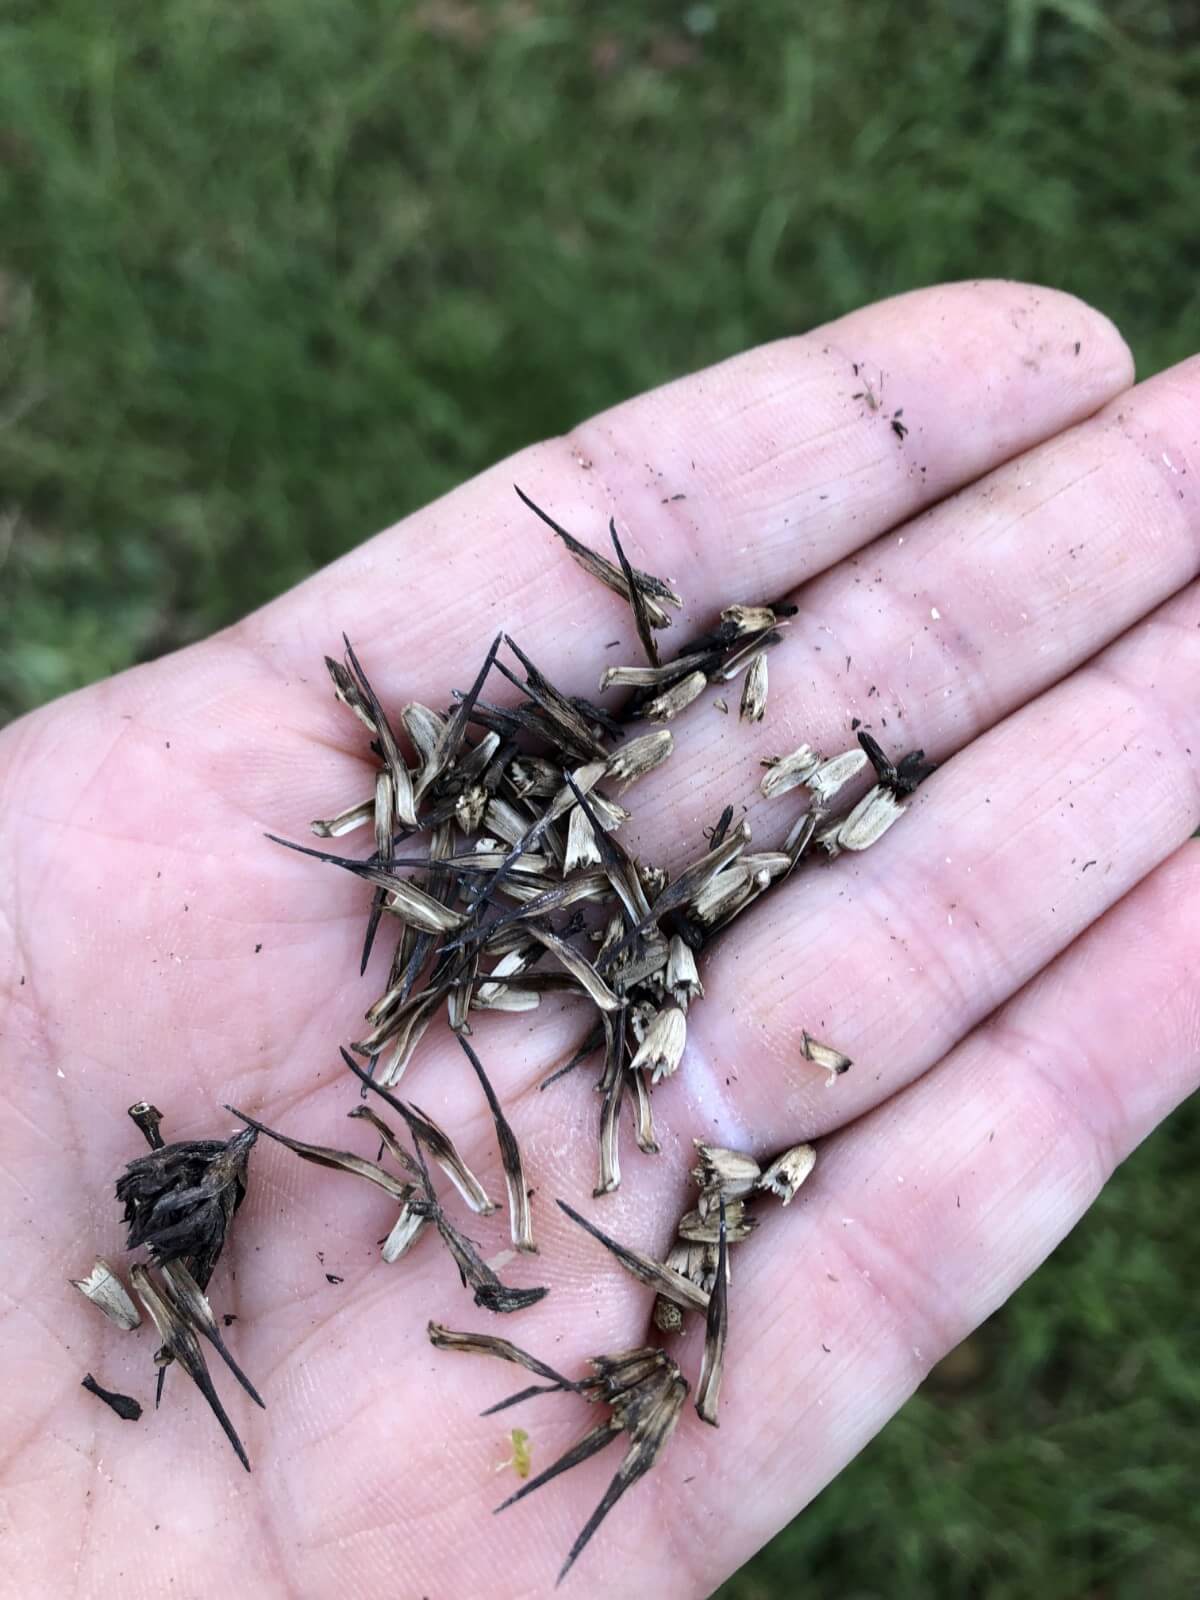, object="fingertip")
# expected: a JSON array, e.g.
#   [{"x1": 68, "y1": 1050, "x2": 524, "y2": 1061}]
[{"x1": 825, "y1": 277, "x2": 1135, "y2": 407}]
